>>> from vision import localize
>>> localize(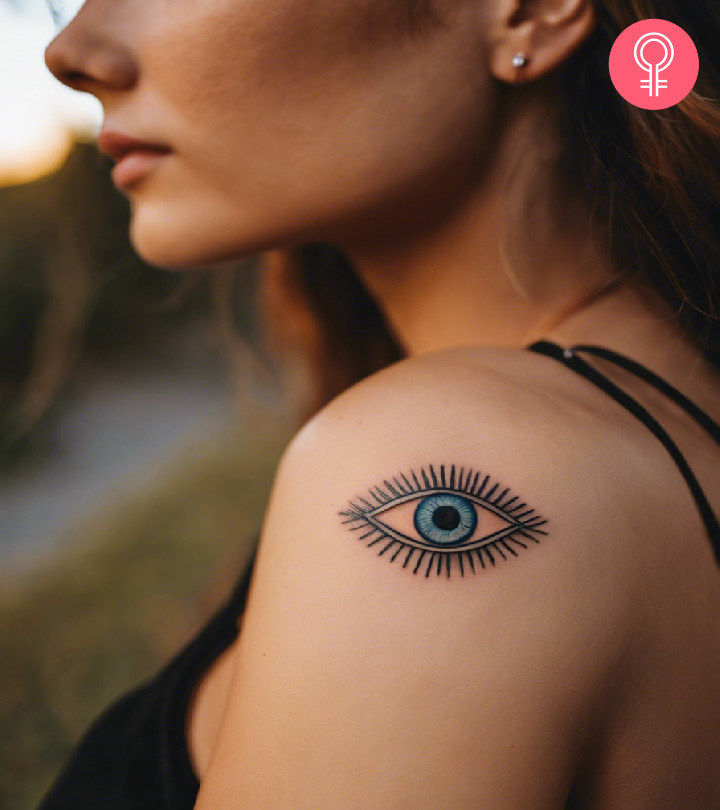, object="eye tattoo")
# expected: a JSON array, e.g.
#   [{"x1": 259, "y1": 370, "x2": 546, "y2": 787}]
[{"x1": 338, "y1": 464, "x2": 548, "y2": 578}]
